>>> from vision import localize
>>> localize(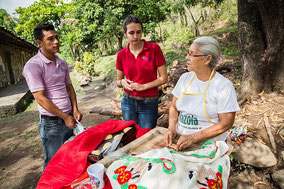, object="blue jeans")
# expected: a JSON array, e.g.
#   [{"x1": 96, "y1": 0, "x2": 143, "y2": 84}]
[
  {"x1": 121, "y1": 93, "x2": 158, "y2": 129},
  {"x1": 38, "y1": 115, "x2": 73, "y2": 170}
]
